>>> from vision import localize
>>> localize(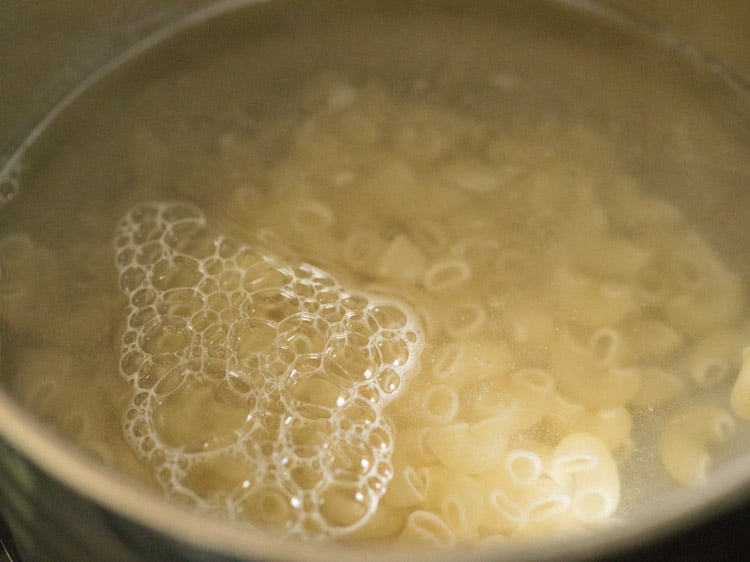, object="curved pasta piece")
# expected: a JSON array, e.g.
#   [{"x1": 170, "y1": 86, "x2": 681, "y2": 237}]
[
  {"x1": 685, "y1": 330, "x2": 745, "y2": 388},
  {"x1": 481, "y1": 473, "x2": 571, "y2": 534},
  {"x1": 622, "y1": 318, "x2": 685, "y2": 362},
  {"x1": 423, "y1": 258, "x2": 472, "y2": 292},
  {"x1": 659, "y1": 403, "x2": 735, "y2": 485},
  {"x1": 572, "y1": 236, "x2": 652, "y2": 280},
  {"x1": 543, "y1": 395, "x2": 631, "y2": 451},
  {"x1": 428, "y1": 416, "x2": 509, "y2": 474},
  {"x1": 434, "y1": 472, "x2": 485, "y2": 539},
  {"x1": 392, "y1": 426, "x2": 437, "y2": 468},
  {"x1": 430, "y1": 340, "x2": 514, "y2": 389},
  {"x1": 419, "y1": 384, "x2": 460, "y2": 425},
  {"x1": 496, "y1": 368, "x2": 557, "y2": 419},
  {"x1": 398, "y1": 510, "x2": 456, "y2": 548},
  {"x1": 550, "y1": 433, "x2": 620, "y2": 523},
  {"x1": 342, "y1": 229, "x2": 388, "y2": 278},
  {"x1": 631, "y1": 367, "x2": 685, "y2": 408},
  {"x1": 383, "y1": 465, "x2": 430, "y2": 508},
  {"x1": 664, "y1": 273, "x2": 745, "y2": 338},
  {"x1": 548, "y1": 331, "x2": 641, "y2": 409},
  {"x1": 377, "y1": 235, "x2": 427, "y2": 286},
  {"x1": 443, "y1": 302, "x2": 487, "y2": 339},
  {"x1": 550, "y1": 268, "x2": 639, "y2": 326}
]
